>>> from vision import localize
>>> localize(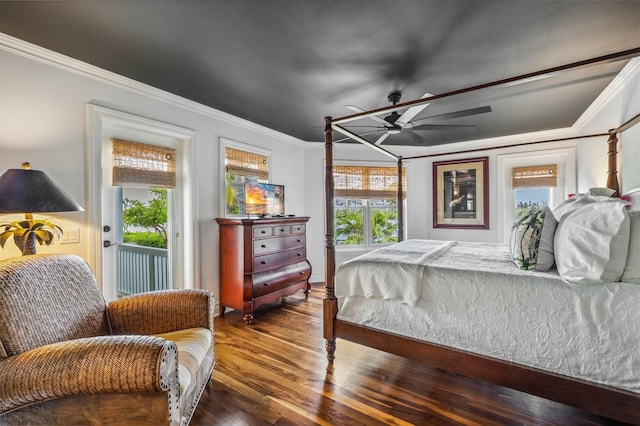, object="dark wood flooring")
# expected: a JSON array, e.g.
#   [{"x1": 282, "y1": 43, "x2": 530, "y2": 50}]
[{"x1": 191, "y1": 284, "x2": 627, "y2": 425}]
